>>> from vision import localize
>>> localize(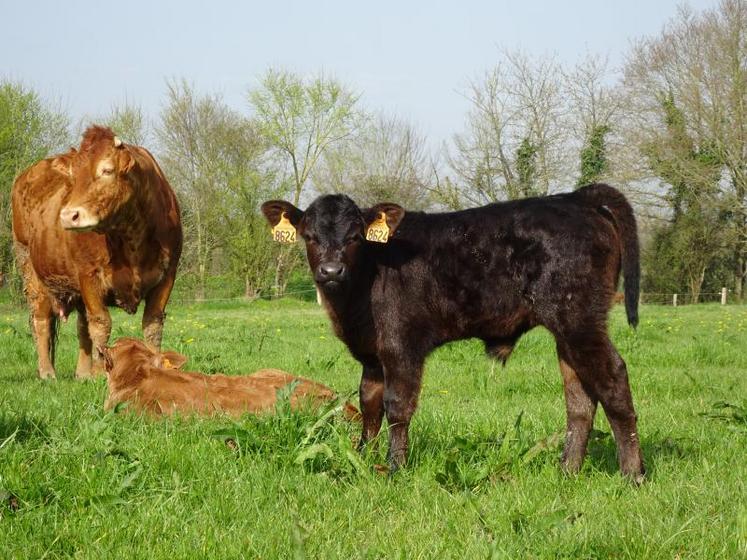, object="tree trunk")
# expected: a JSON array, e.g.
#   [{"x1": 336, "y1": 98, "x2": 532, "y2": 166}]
[
  {"x1": 734, "y1": 250, "x2": 745, "y2": 302},
  {"x1": 197, "y1": 263, "x2": 206, "y2": 301},
  {"x1": 244, "y1": 274, "x2": 256, "y2": 300},
  {"x1": 688, "y1": 266, "x2": 706, "y2": 304}
]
